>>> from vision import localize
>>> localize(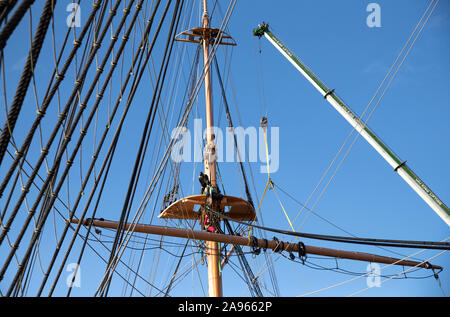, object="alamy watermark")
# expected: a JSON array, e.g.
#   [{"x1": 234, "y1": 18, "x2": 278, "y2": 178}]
[
  {"x1": 170, "y1": 119, "x2": 279, "y2": 174},
  {"x1": 66, "y1": 263, "x2": 81, "y2": 288},
  {"x1": 66, "y1": 2, "x2": 81, "y2": 28},
  {"x1": 366, "y1": 3, "x2": 381, "y2": 28},
  {"x1": 366, "y1": 263, "x2": 381, "y2": 288}
]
